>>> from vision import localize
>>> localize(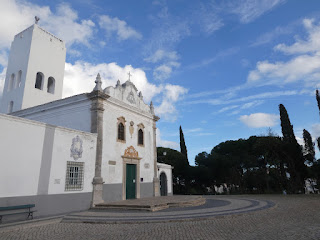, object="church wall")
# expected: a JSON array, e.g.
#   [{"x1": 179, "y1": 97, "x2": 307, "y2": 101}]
[
  {"x1": 101, "y1": 100, "x2": 156, "y2": 201},
  {"x1": 0, "y1": 114, "x2": 97, "y2": 218},
  {"x1": 12, "y1": 94, "x2": 92, "y2": 133},
  {"x1": 140, "y1": 182, "x2": 154, "y2": 198}
]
